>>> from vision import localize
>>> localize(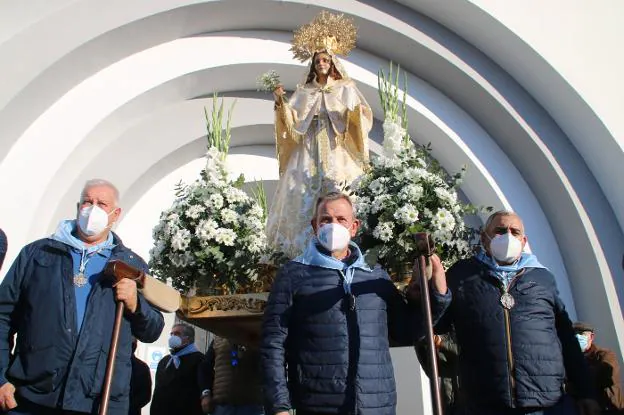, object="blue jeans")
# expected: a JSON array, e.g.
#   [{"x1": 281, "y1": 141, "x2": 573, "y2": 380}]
[{"x1": 212, "y1": 404, "x2": 265, "y2": 415}]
